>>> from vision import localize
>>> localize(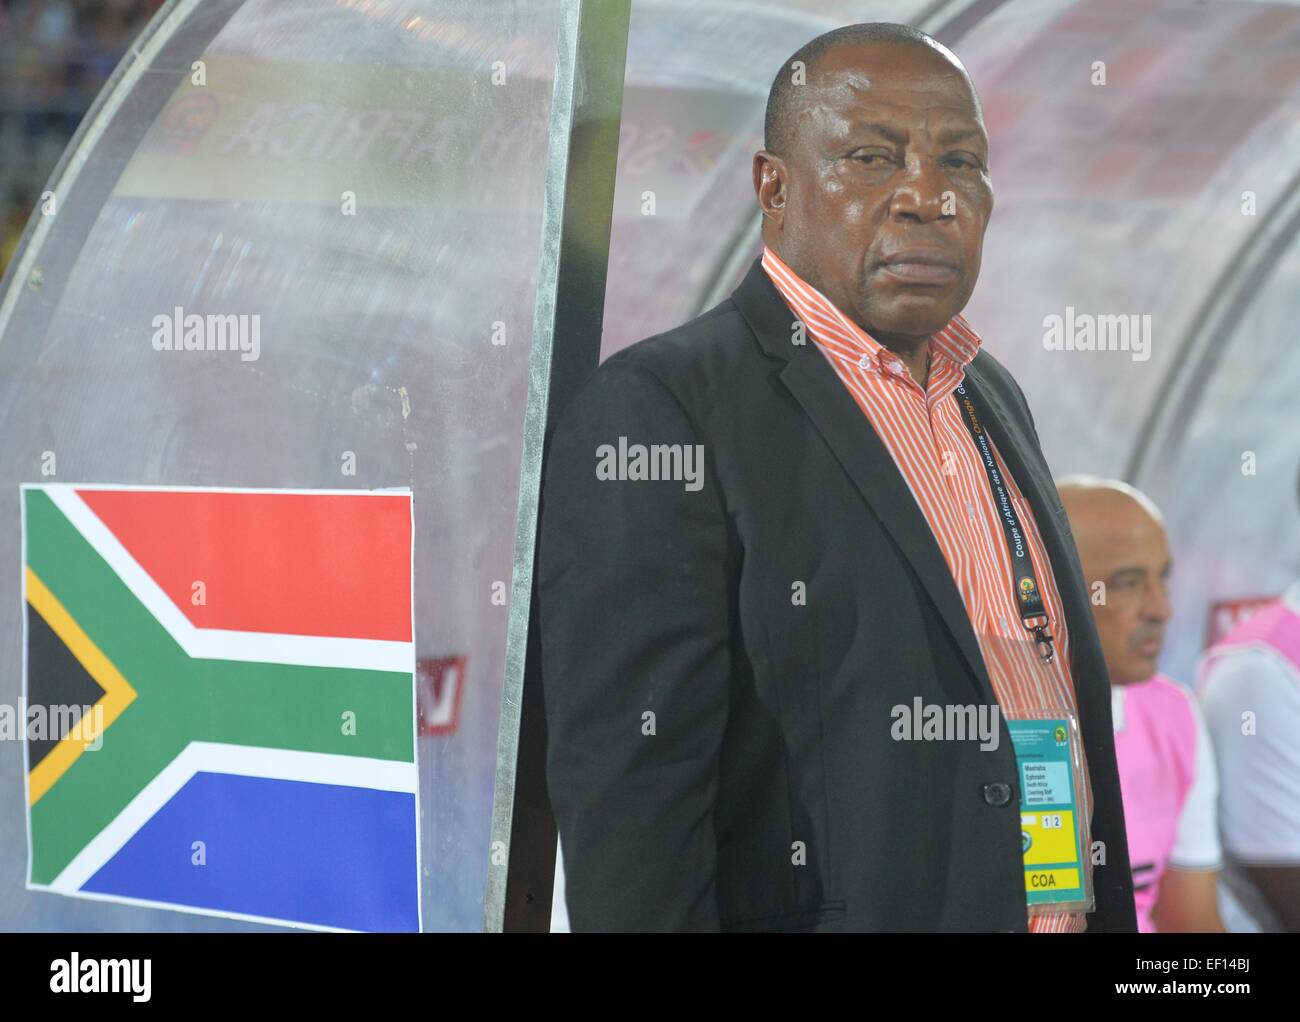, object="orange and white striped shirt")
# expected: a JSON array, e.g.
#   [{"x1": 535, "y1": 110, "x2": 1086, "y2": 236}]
[{"x1": 763, "y1": 245, "x2": 1091, "y2": 933}]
